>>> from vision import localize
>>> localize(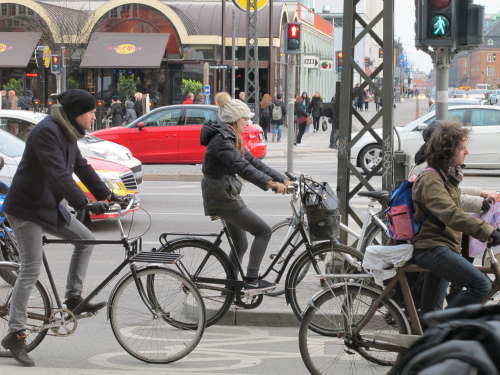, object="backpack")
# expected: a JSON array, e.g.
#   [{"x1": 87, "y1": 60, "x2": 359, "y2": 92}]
[
  {"x1": 387, "y1": 168, "x2": 440, "y2": 241},
  {"x1": 271, "y1": 103, "x2": 283, "y2": 121}
]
